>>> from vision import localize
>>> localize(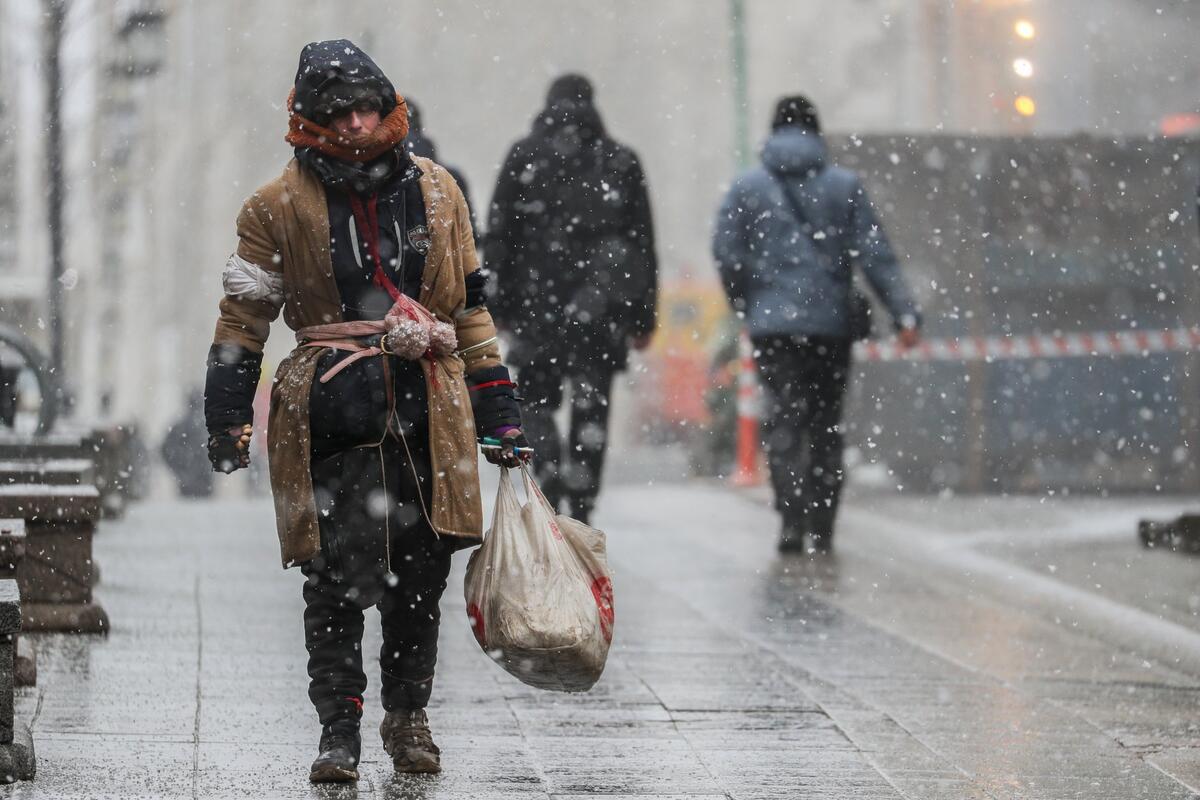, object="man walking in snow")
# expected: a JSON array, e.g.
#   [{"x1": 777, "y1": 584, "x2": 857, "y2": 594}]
[
  {"x1": 204, "y1": 40, "x2": 526, "y2": 782},
  {"x1": 404, "y1": 97, "x2": 476, "y2": 232},
  {"x1": 486, "y1": 74, "x2": 658, "y2": 525},
  {"x1": 713, "y1": 96, "x2": 921, "y2": 554}
]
